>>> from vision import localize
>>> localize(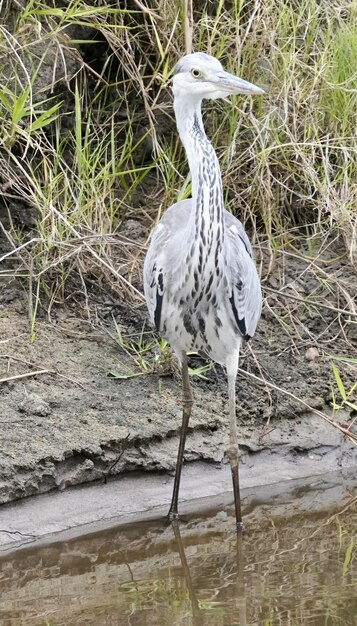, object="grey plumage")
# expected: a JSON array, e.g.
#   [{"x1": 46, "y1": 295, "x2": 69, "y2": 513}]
[
  {"x1": 144, "y1": 199, "x2": 261, "y2": 358},
  {"x1": 144, "y1": 53, "x2": 264, "y2": 527}
]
